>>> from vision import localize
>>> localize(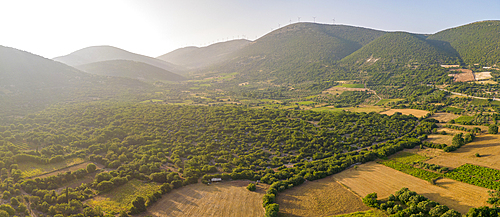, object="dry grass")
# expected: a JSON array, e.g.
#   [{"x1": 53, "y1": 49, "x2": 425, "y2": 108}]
[
  {"x1": 141, "y1": 180, "x2": 268, "y2": 217},
  {"x1": 430, "y1": 113, "x2": 459, "y2": 123},
  {"x1": 348, "y1": 106, "x2": 386, "y2": 113},
  {"x1": 333, "y1": 162, "x2": 490, "y2": 214},
  {"x1": 379, "y1": 109, "x2": 429, "y2": 118},
  {"x1": 474, "y1": 72, "x2": 492, "y2": 80},
  {"x1": 425, "y1": 134, "x2": 453, "y2": 146},
  {"x1": 19, "y1": 158, "x2": 86, "y2": 178},
  {"x1": 34, "y1": 162, "x2": 103, "y2": 179},
  {"x1": 418, "y1": 134, "x2": 500, "y2": 170},
  {"x1": 277, "y1": 177, "x2": 370, "y2": 217}
]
